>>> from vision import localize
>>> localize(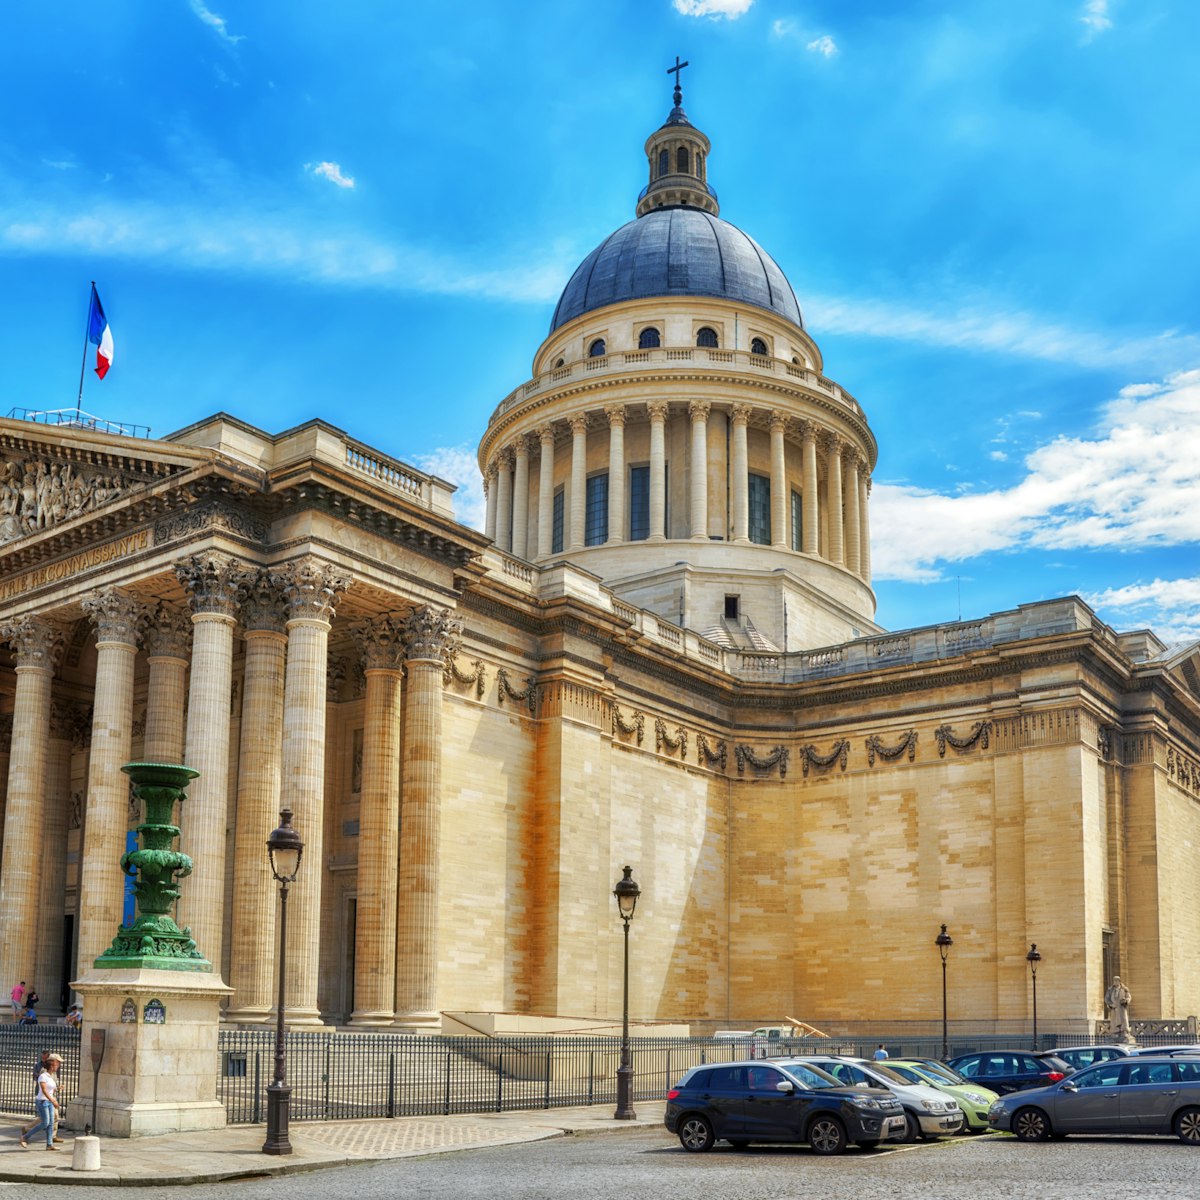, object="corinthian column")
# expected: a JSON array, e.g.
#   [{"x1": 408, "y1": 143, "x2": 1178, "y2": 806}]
[
  {"x1": 769, "y1": 411, "x2": 788, "y2": 549},
  {"x1": 484, "y1": 465, "x2": 498, "y2": 544},
  {"x1": 860, "y1": 473, "x2": 872, "y2": 583},
  {"x1": 799, "y1": 420, "x2": 819, "y2": 554},
  {"x1": 536, "y1": 425, "x2": 555, "y2": 558},
  {"x1": 37, "y1": 700, "x2": 76, "y2": 1017},
  {"x1": 350, "y1": 615, "x2": 404, "y2": 1026},
  {"x1": 395, "y1": 605, "x2": 461, "y2": 1028},
  {"x1": 176, "y1": 553, "x2": 246, "y2": 974},
  {"x1": 281, "y1": 557, "x2": 351, "y2": 1023},
  {"x1": 568, "y1": 415, "x2": 588, "y2": 551},
  {"x1": 605, "y1": 406, "x2": 626, "y2": 545},
  {"x1": 225, "y1": 574, "x2": 288, "y2": 1022},
  {"x1": 495, "y1": 449, "x2": 513, "y2": 553},
  {"x1": 143, "y1": 602, "x2": 192, "y2": 763},
  {"x1": 688, "y1": 401, "x2": 710, "y2": 541},
  {"x1": 0, "y1": 616, "x2": 67, "y2": 1000},
  {"x1": 843, "y1": 448, "x2": 862, "y2": 576},
  {"x1": 78, "y1": 588, "x2": 142, "y2": 970},
  {"x1": 730, "y1": 404, "x2": 751, "y2": 544},
  {"x1": 647, "y1": 400, "x2": 668, "y2": 542},
  {"x1": 511, "y1": 436, "x2": 531, "y2": 559},
  {"x1": 823, "y1": 433, "x2": 845, "y2": 565}
]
